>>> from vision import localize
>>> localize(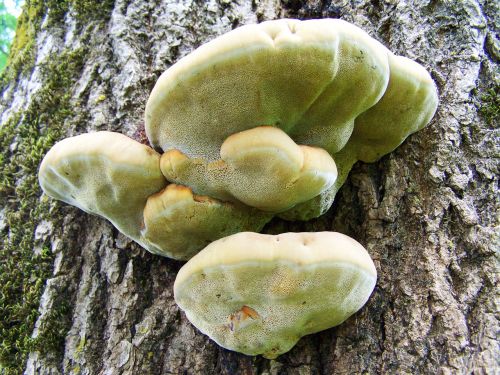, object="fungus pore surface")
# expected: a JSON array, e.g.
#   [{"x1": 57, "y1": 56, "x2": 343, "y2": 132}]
[
  {"x1": 142, "y1": 184, "x2": 271, "y2": 259},
  {"x1": 174, "y1": 232, "x2": 377, "y2": 358},
  {"x1": 39, "y1": 17, "x2": 438, "y2": 259},
  {"x1": 39, "y1": 132, "x2": 272, "y2": 260},
  {"x1": 161, "y1": 126, "x2": 337, "y2": 212},
  {"x1": 146, "y1": 18, "x2": 438, "y2": 219},
  {"x1": 38, "y1": 131, "x2": 166, "y2": 242}
]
